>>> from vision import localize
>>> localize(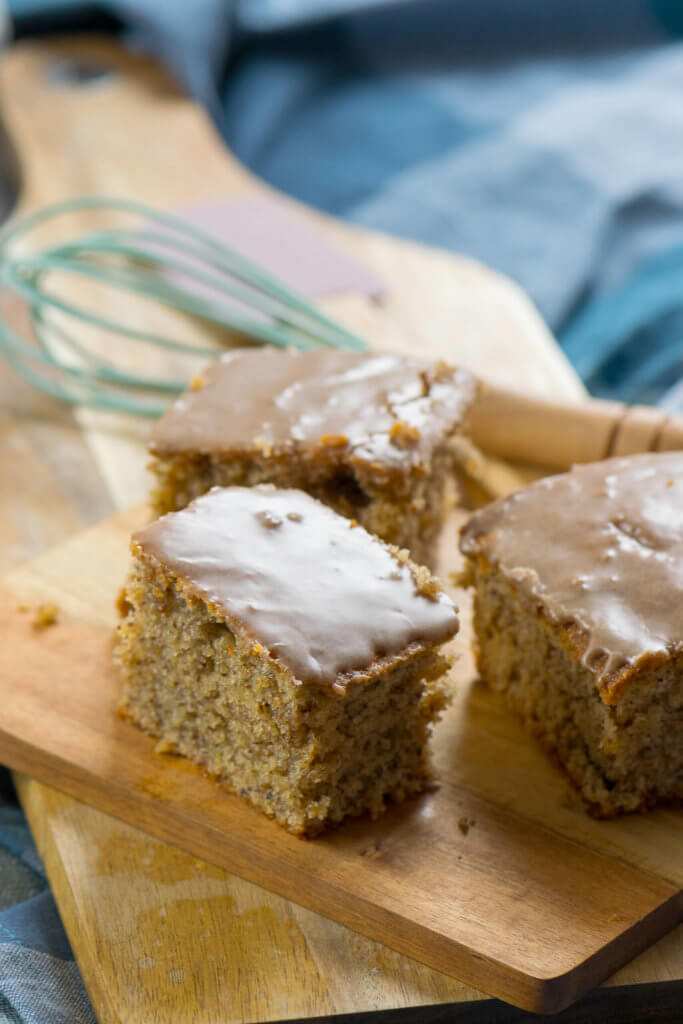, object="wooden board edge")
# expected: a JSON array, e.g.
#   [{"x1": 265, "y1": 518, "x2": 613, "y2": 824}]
[
  {"x1": 2, "y1": 717, "x2": 680, "y2": 1015},
  {"x1": 532, "y1": 893, "x2": 683, "y2": 1015},
  {"x1": 17, "y1": 767, "x2": 683, "y2": 1024}
]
